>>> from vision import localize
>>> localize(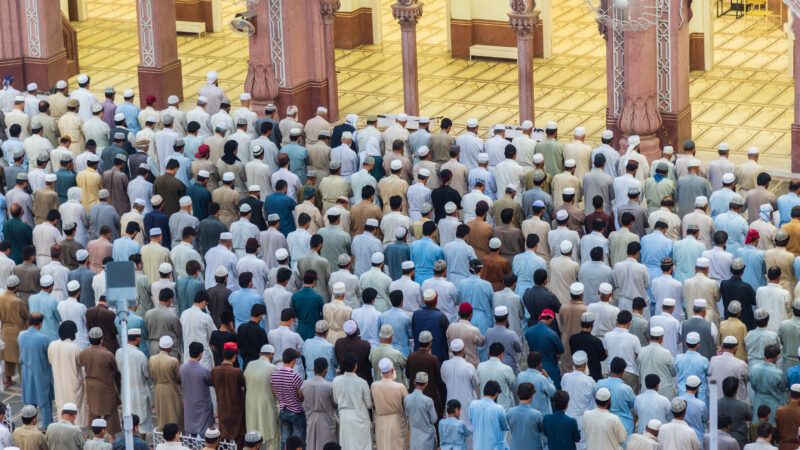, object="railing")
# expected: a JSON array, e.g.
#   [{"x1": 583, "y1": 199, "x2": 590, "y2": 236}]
[{"x1": 153, "y1": 431, "x2": 238, "y2": 450}]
